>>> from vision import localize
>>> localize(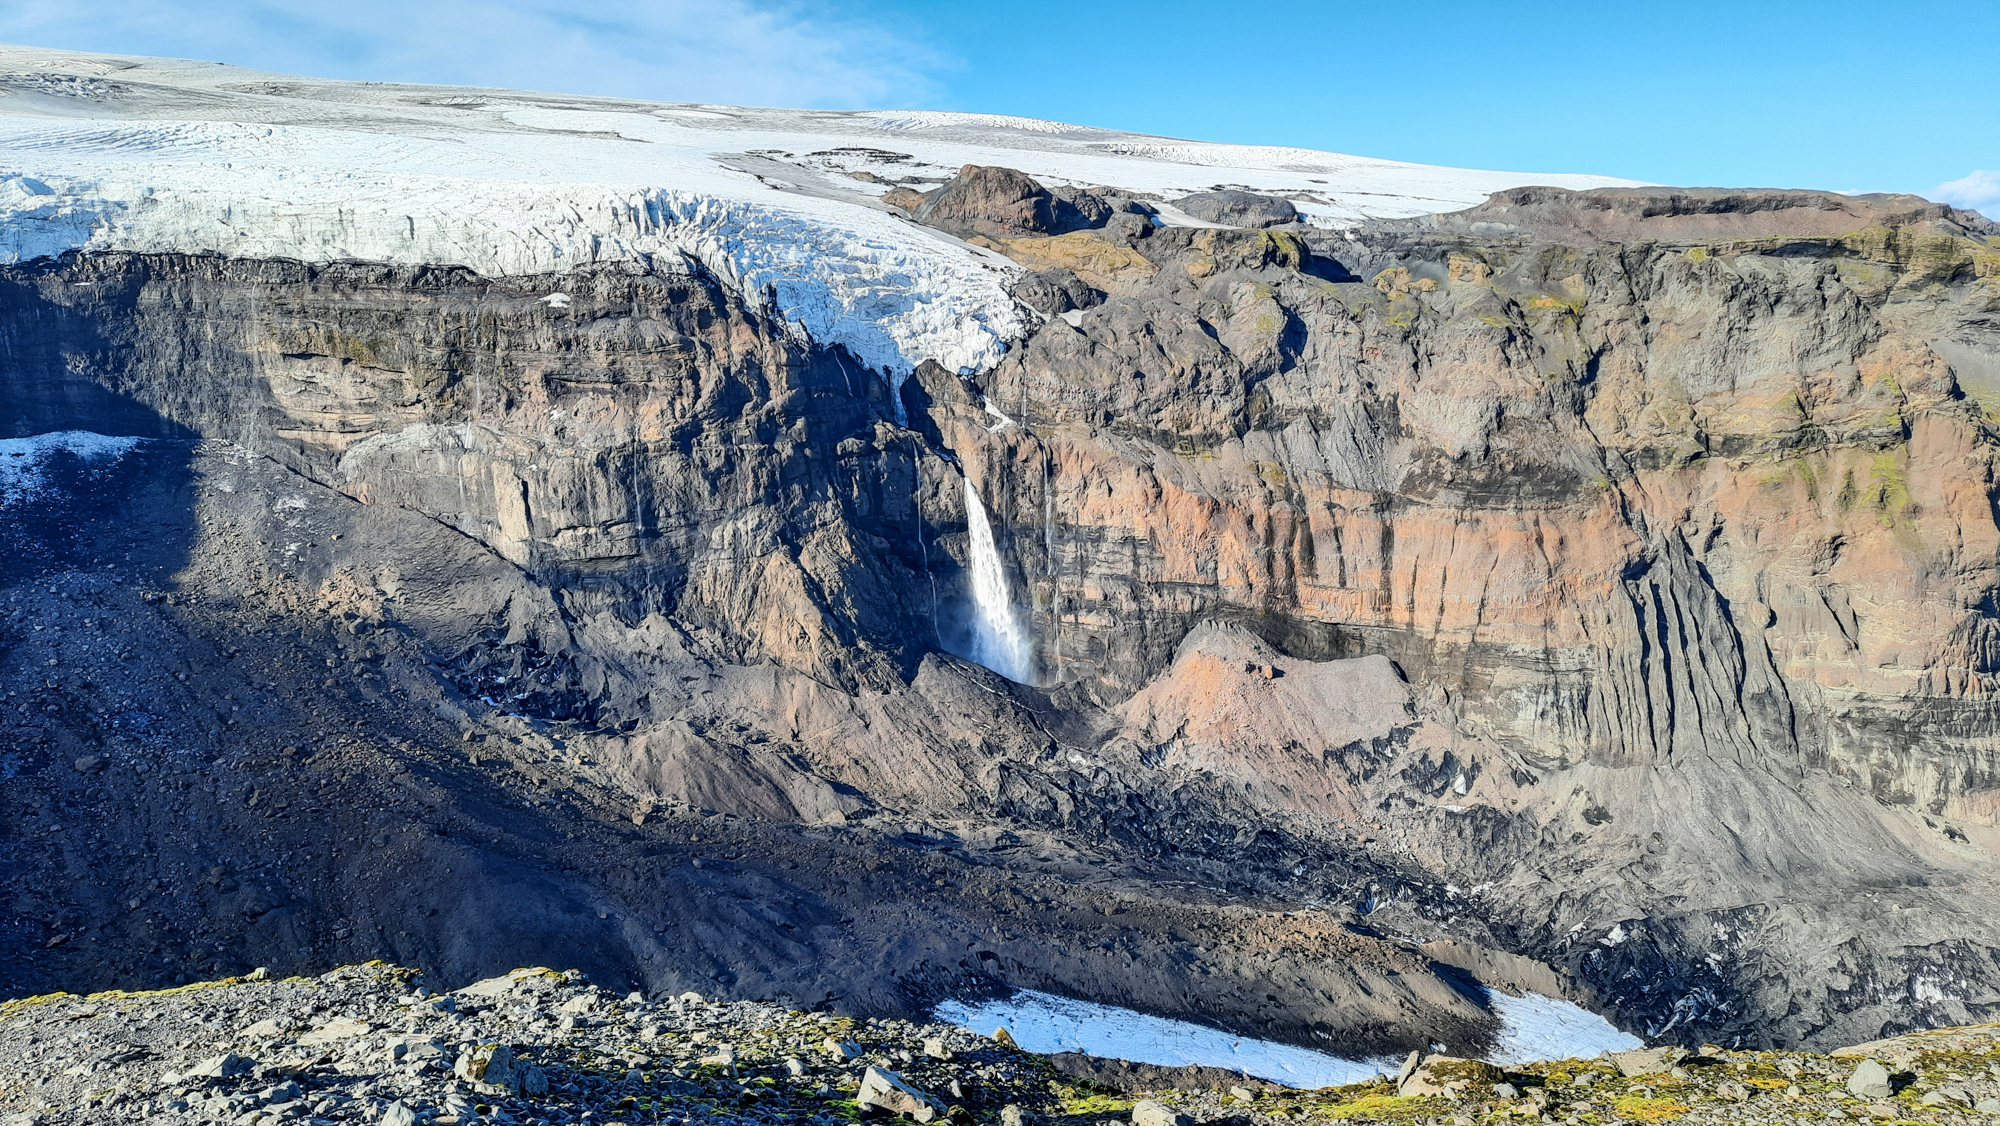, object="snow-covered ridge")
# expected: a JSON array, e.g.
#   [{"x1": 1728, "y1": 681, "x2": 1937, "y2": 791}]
[{"x1": 0, "y1": 45, "x2": 1640, "y2": 375}]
